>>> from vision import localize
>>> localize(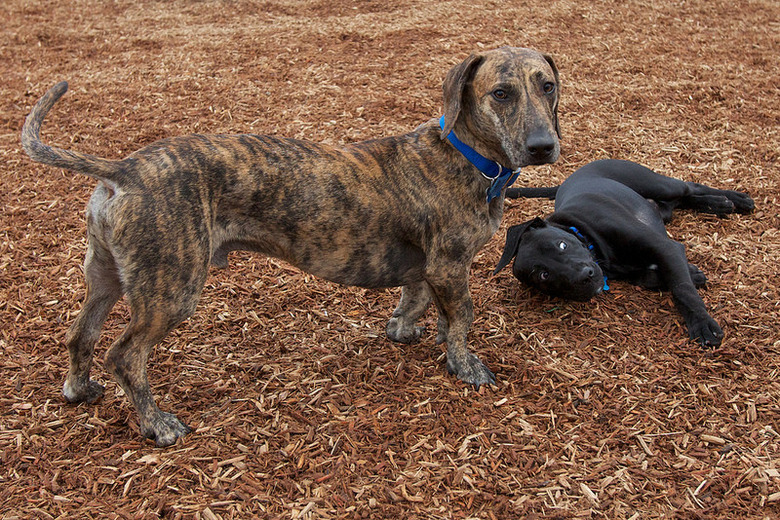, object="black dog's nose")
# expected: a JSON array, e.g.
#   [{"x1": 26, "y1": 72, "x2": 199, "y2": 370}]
[
  {"x1": 527, "y1": 131, "x2": 556, "y2": 160},
  {"x1": 579, "y1": 266, "x2": 596, "y2": 284}
]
